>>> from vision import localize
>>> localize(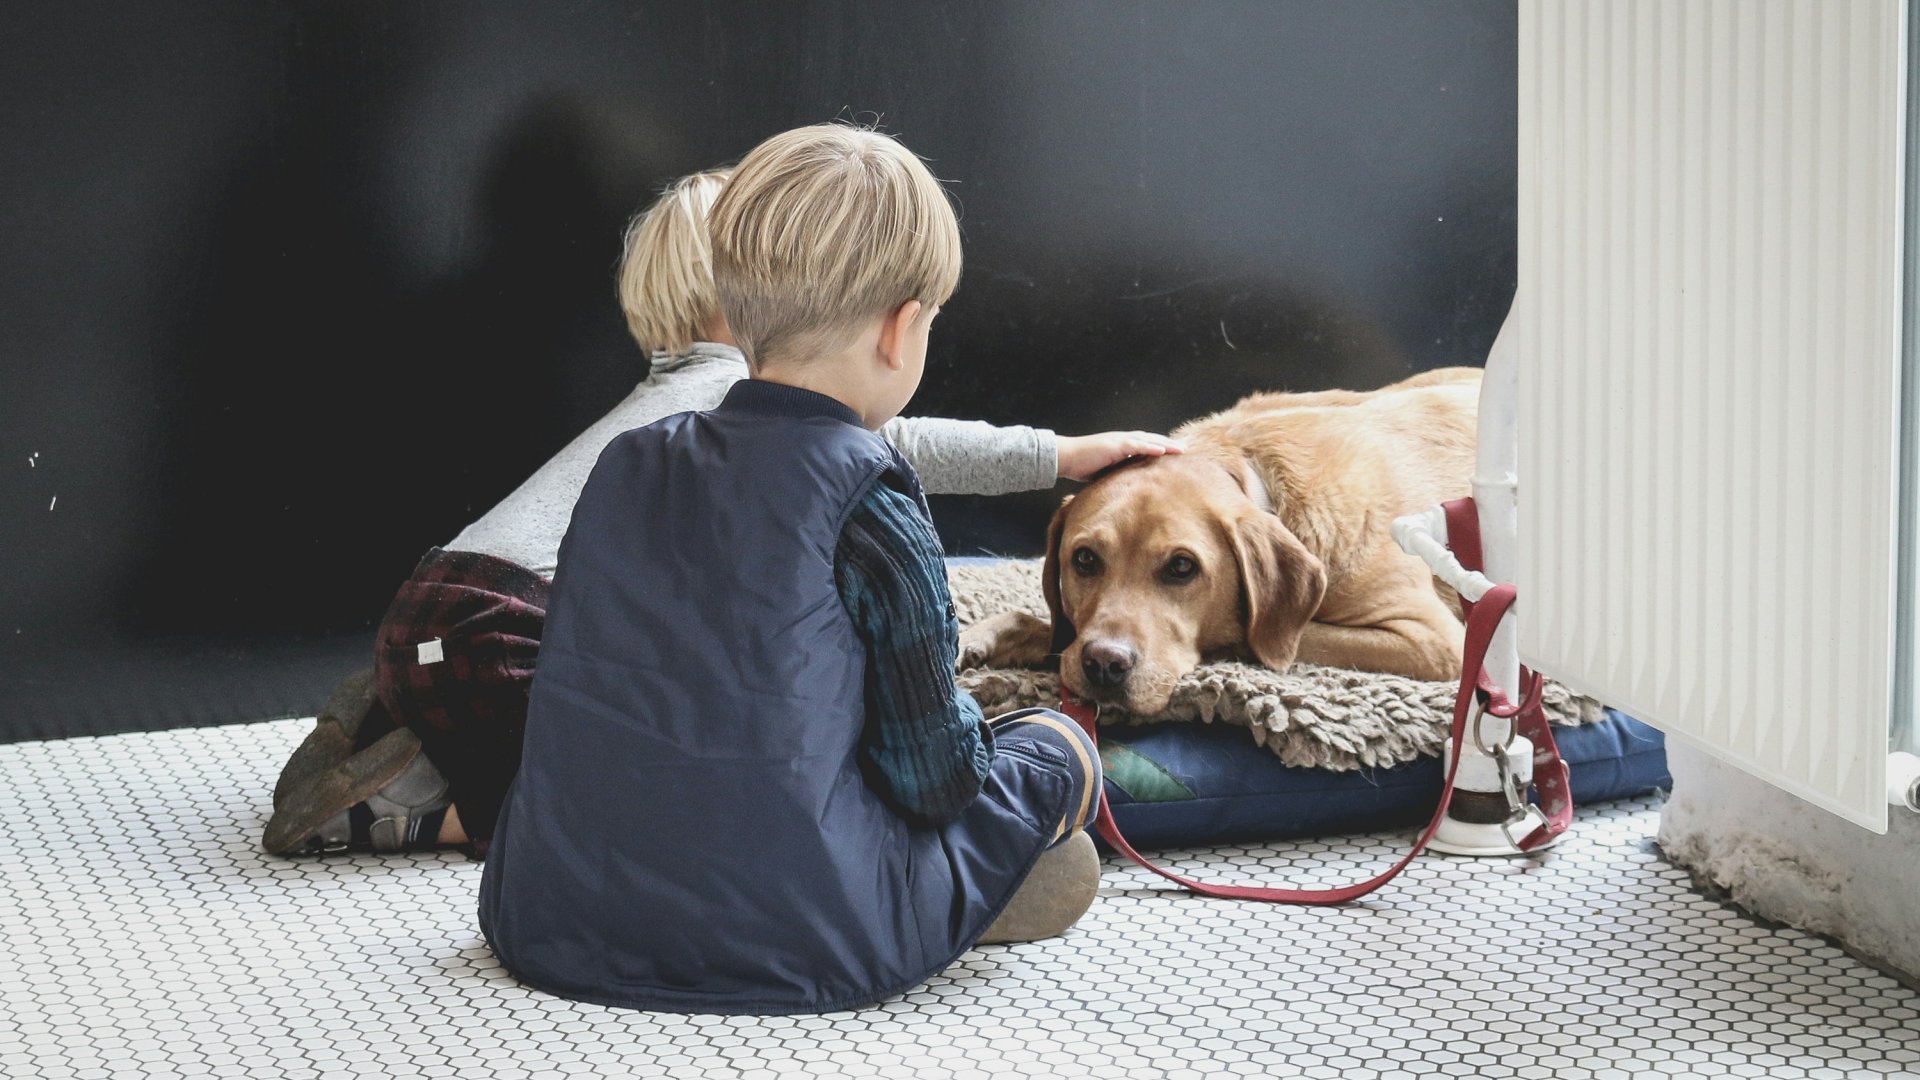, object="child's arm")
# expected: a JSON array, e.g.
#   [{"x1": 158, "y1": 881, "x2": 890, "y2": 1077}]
[
  {"x1": 880, "y1": 416, "x2": 1183, "y2": 495},
  {"x1": 878, "y1": 417, "x2": 1053, "y2": 495},
  {"x1": 835, "y1": 479, "x2": 994, "y2": 825}
]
